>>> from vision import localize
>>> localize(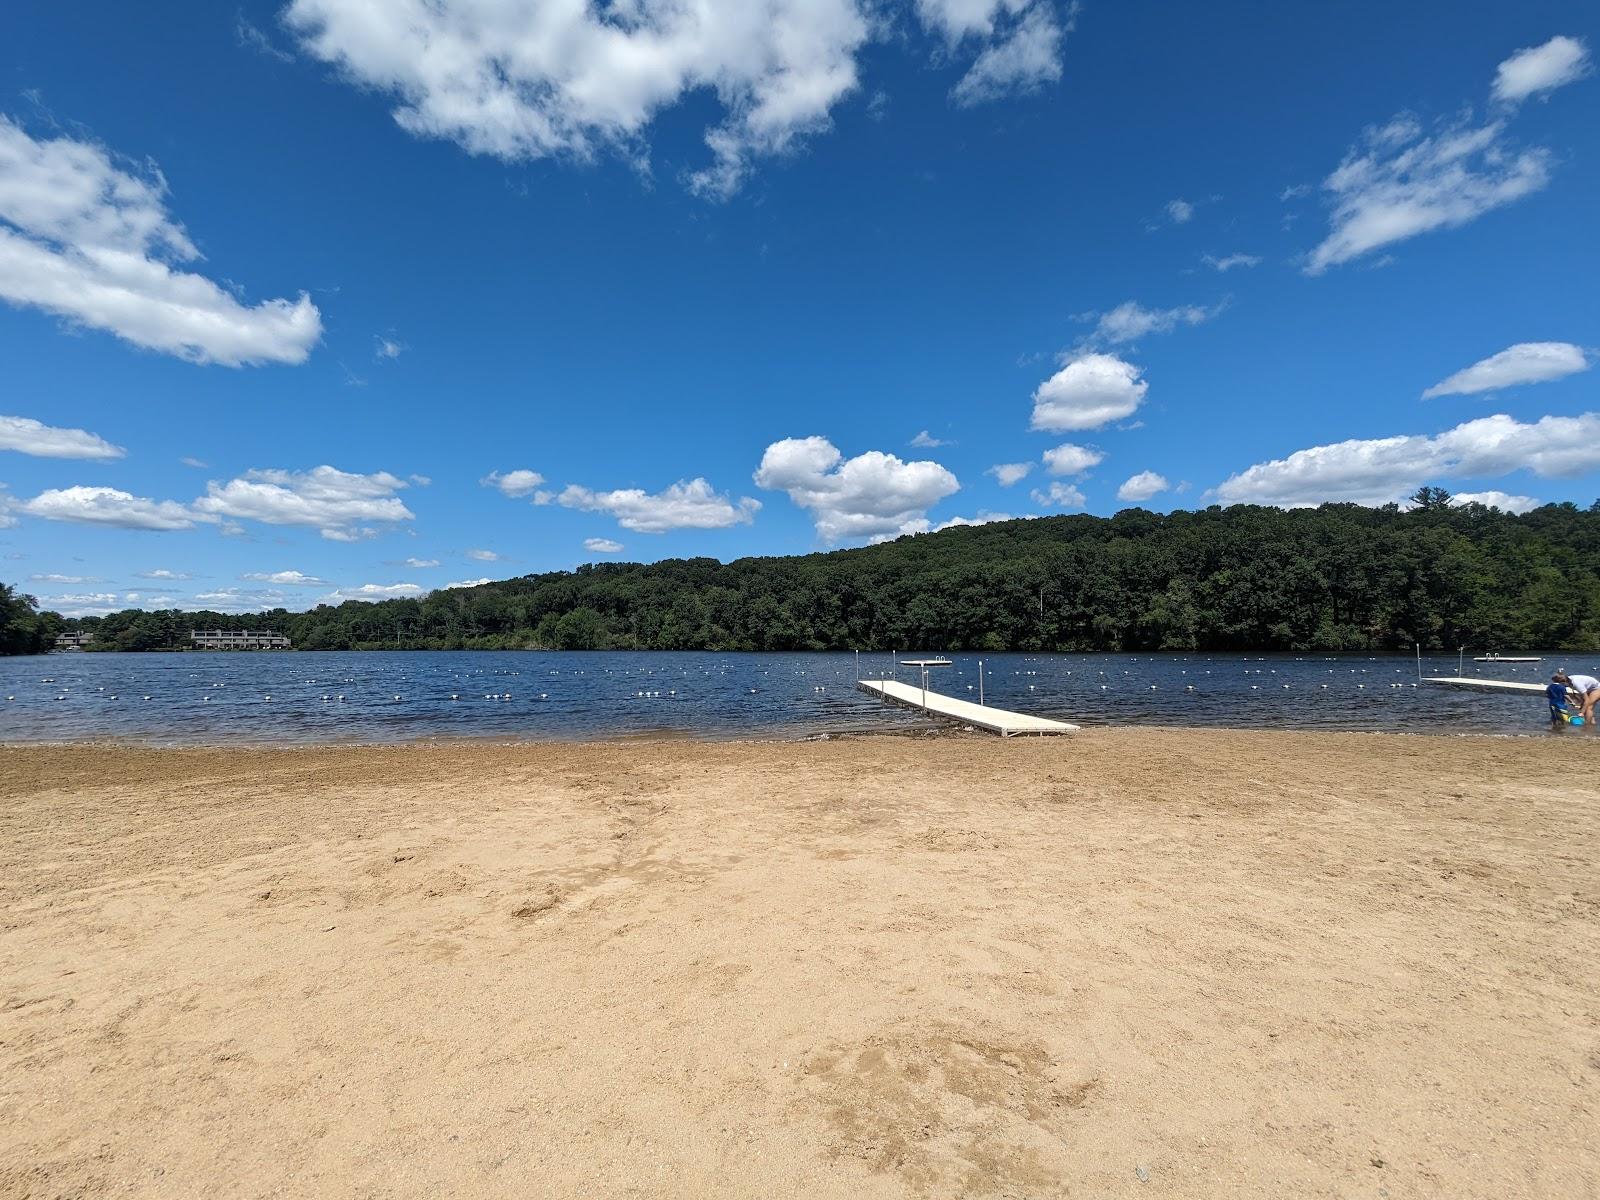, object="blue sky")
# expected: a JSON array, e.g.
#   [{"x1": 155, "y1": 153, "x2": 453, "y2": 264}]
[{"x1": 1, "y1": 0, "x2": 1596, "y2": 615}]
